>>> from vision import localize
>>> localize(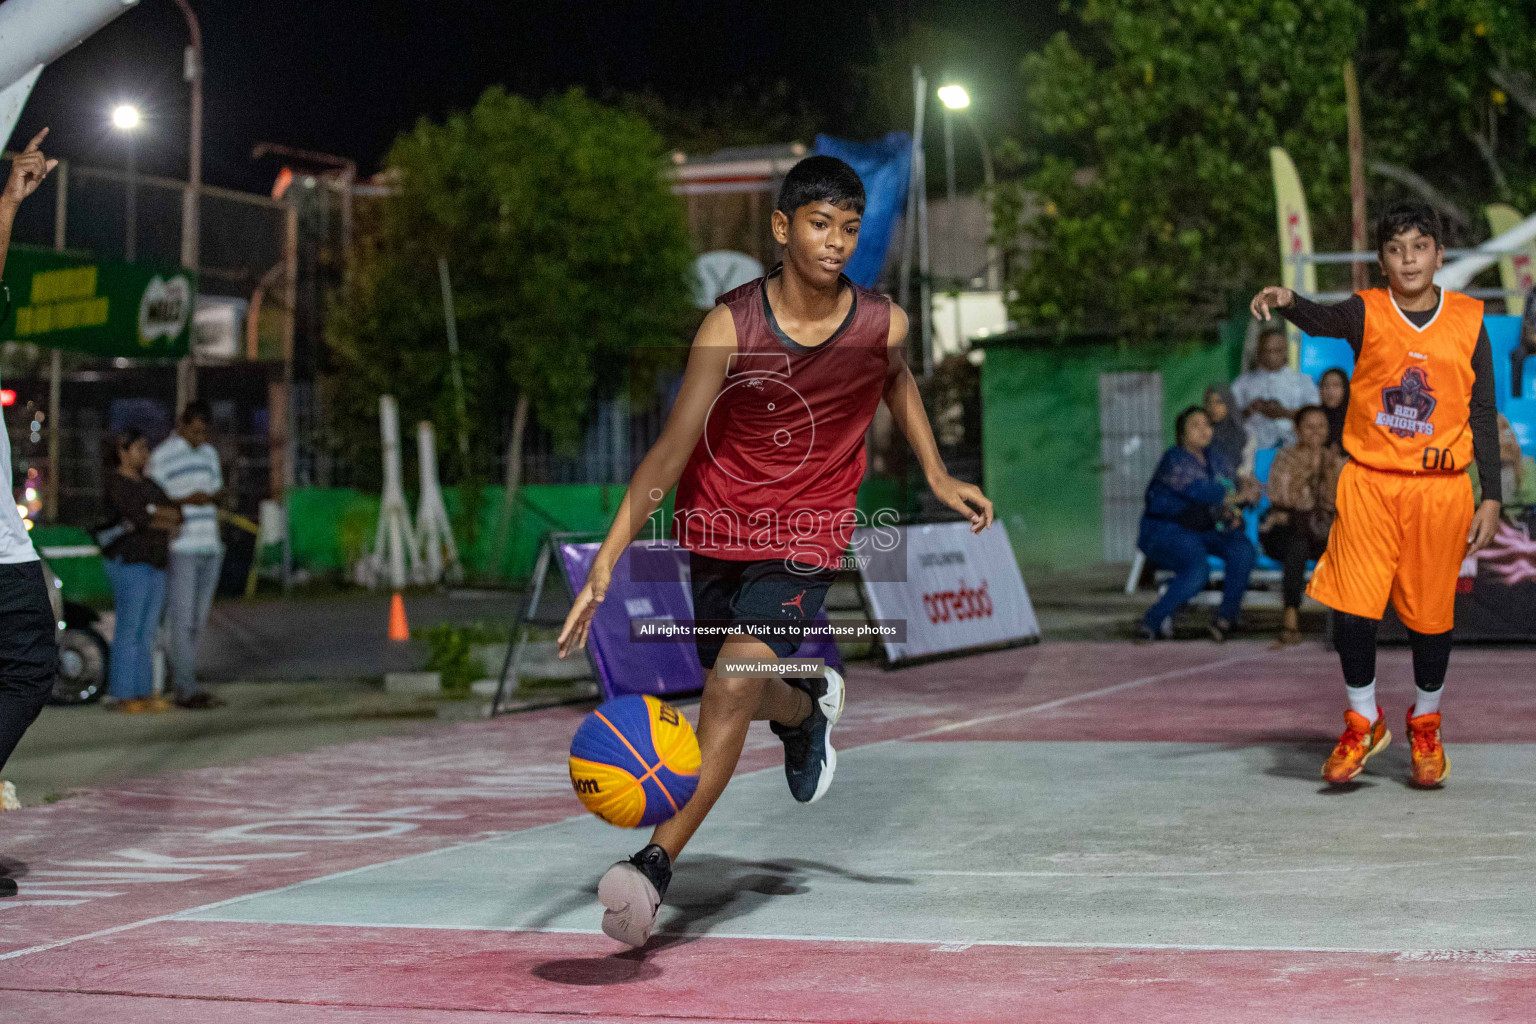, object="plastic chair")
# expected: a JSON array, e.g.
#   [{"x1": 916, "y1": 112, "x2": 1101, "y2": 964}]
[{"x1": 1485, "y1": 314, "x2": 1522, "y2": 409}]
